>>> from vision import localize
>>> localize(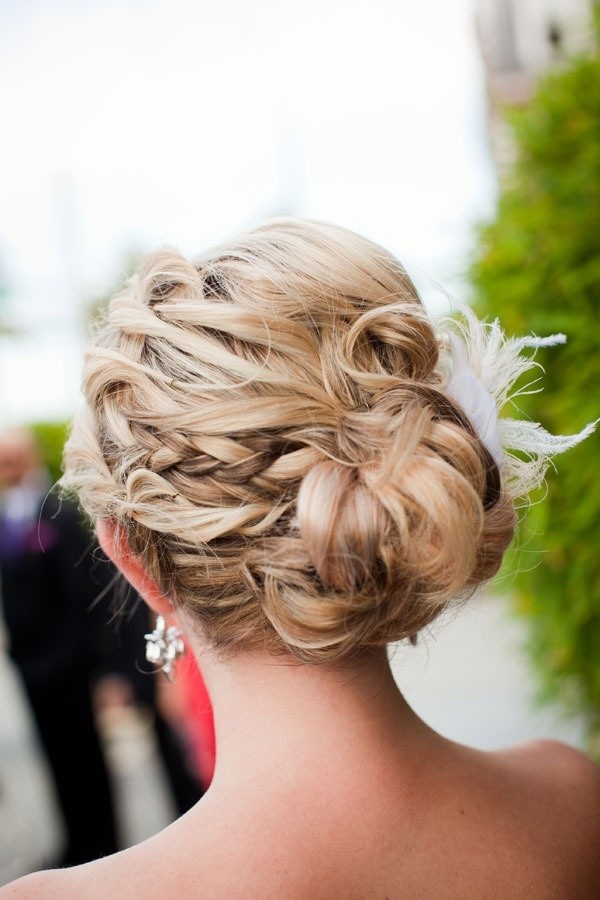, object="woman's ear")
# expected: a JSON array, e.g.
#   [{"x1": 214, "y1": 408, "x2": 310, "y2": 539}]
[{"x1": 96, "y1": 519, "x2": 173, "y2": 616}]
